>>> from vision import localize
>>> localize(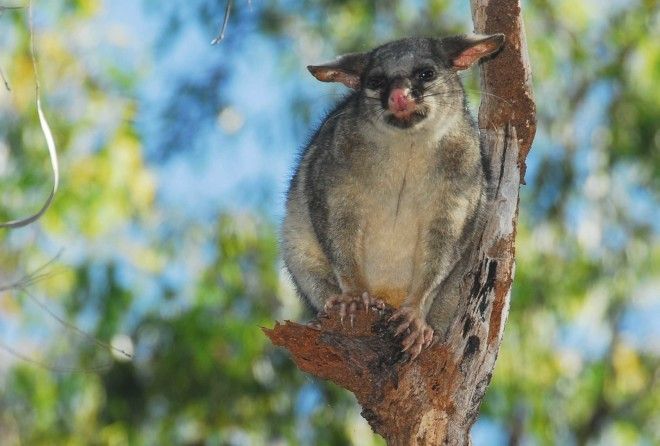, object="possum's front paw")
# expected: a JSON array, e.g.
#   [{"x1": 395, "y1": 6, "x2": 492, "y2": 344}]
[
  {"x1": 321, "y1": 292, "x2": 385, "y2": 327},
  {"x1": 389, "y1": 306, "x2": 434, "y2": 361}
]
